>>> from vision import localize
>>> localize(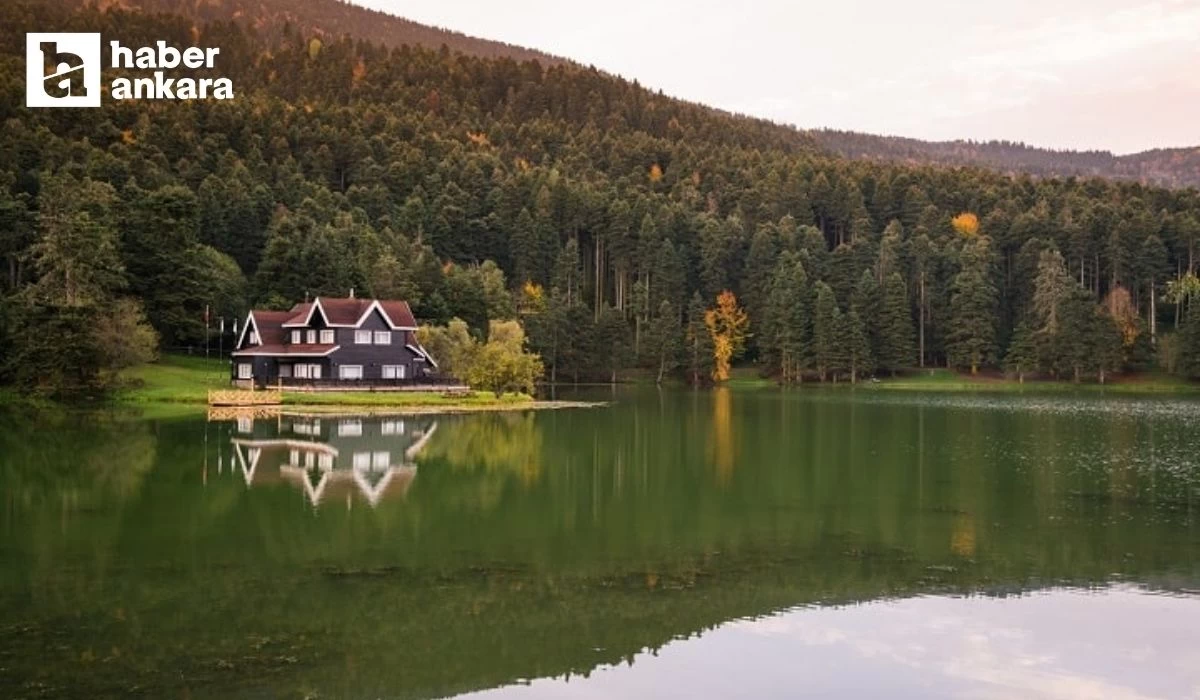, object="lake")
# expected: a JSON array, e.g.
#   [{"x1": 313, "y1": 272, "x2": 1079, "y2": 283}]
[{"x1": 1, "y1": 388, "x2": 1198, "y2": 699}]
